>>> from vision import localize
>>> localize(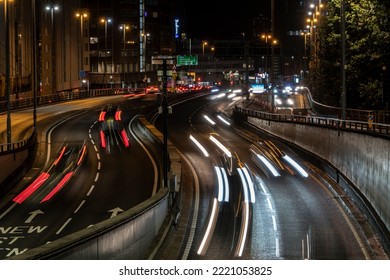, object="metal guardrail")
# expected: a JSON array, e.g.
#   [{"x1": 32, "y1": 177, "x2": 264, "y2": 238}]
[
  {"x1": 235, "y1": 106, "x2": 390, "y2": 138},
  {"x1": 0, "y1": 129, "x2": 36, "y2": 154},
  {"x1": 302, "y1": 87, "x2": 390, "y2": 124},
  {"x1": 0, "y1": 88, "x2": 117, "y2": 113}
]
